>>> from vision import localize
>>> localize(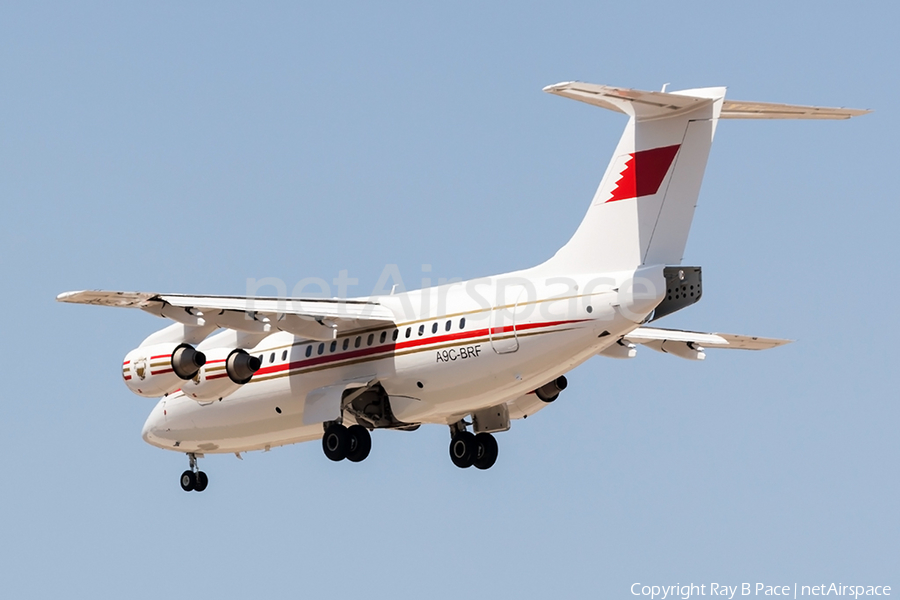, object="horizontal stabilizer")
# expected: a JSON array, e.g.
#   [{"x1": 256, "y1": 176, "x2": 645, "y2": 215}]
[
  {"x1": 543, "y1": 81, "x2": 717, "y2": 120},
  {"x1": 720, "y1": 100, "x2": 870, "y2": 120},
  {"x1": 544, "y1": 81, "x2": 870, "y2": 121}
]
